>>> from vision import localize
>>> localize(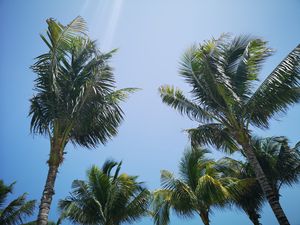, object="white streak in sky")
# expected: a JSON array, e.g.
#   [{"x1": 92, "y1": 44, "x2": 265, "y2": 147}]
[{"x1": 101, "y1": 0, "x2": 124, "y2": 50}]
